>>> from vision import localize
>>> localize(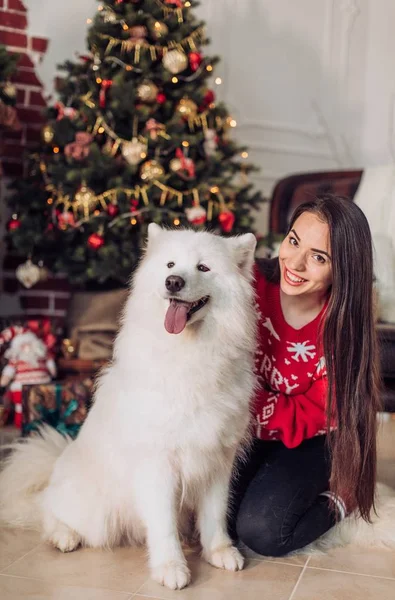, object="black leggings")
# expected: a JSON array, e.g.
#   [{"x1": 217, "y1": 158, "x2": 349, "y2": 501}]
[{"x1": 228, "y1": 435, "x2": 337, "y2": 557}]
